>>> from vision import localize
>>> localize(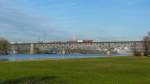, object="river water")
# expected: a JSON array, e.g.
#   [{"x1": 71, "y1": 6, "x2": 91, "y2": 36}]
[{"x1": 0, "y1": 54, "x2": 128, "y2": 61}]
